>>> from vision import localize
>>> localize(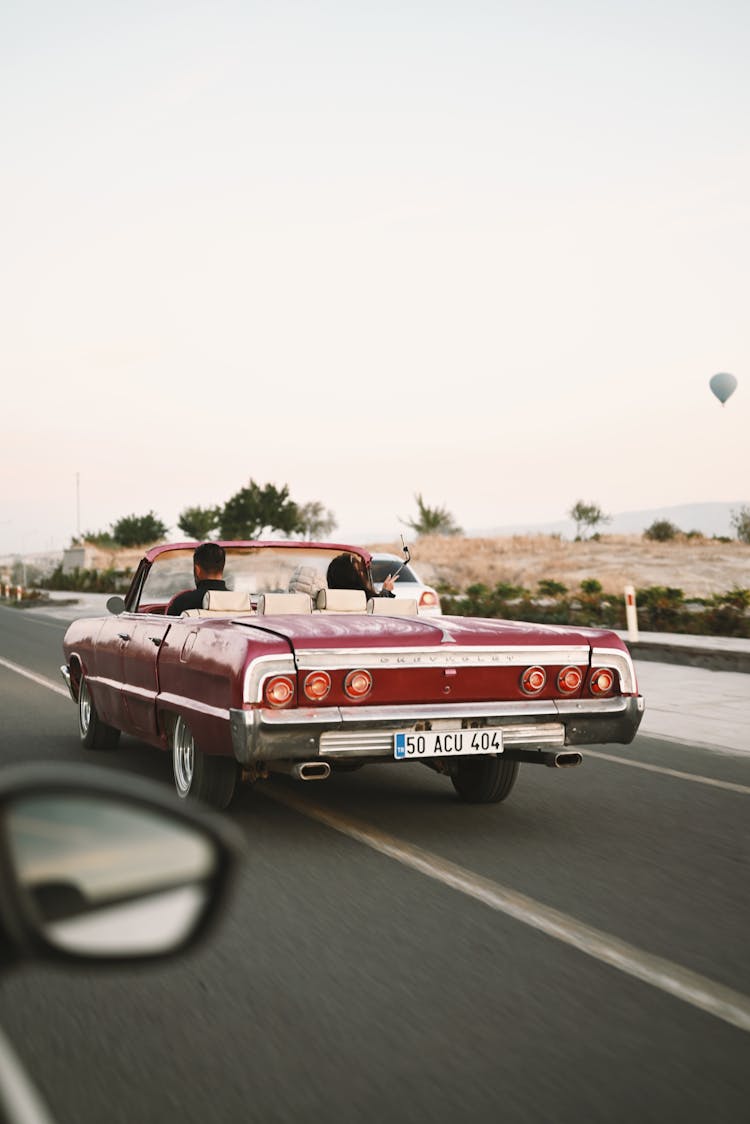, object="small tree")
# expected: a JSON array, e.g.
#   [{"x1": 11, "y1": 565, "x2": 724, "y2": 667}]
[
  {"x1": 569, "y1": 500, "x2": 611, "y2": 540},
  {"x1": 643, "y1": 519, "x2": 680, "y2": 542},
  {"x1": 178, "y1": 505, "x2": 222, "y2": 541},
  {"x1": 220, "y1": 481, "x2": 302, "y2": 540},
  {"x1": 297, "y1": 501, "x2": 337, "y2": 540},
  {"x1": 112, "y1": 511, "x2": 168, "y2": 547},
  {"x1": 730, "y1": 505, "x2": 750, "y2": 544},
  {"x1": 402, "y1": 494, "x2": 462, "y2": 537}
]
